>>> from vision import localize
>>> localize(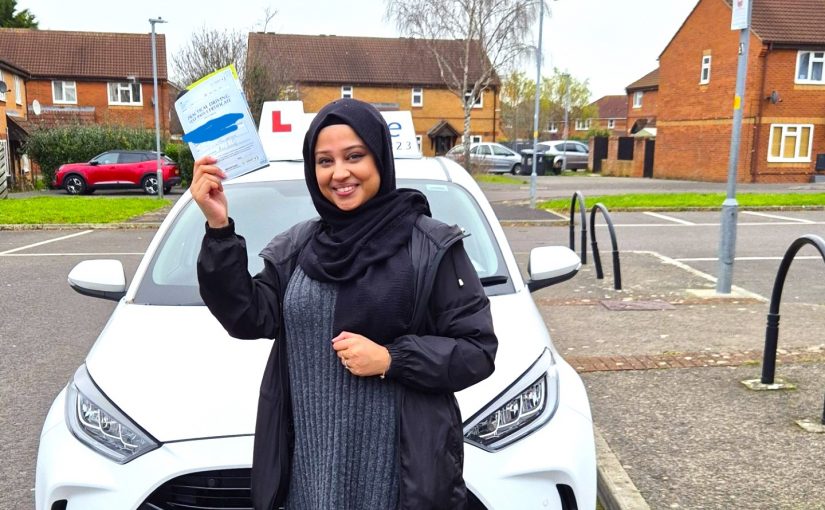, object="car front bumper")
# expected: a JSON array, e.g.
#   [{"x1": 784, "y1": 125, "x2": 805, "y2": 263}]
[{"x1": 37, "y1": 363, "x2": 596, "y2": 510}]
